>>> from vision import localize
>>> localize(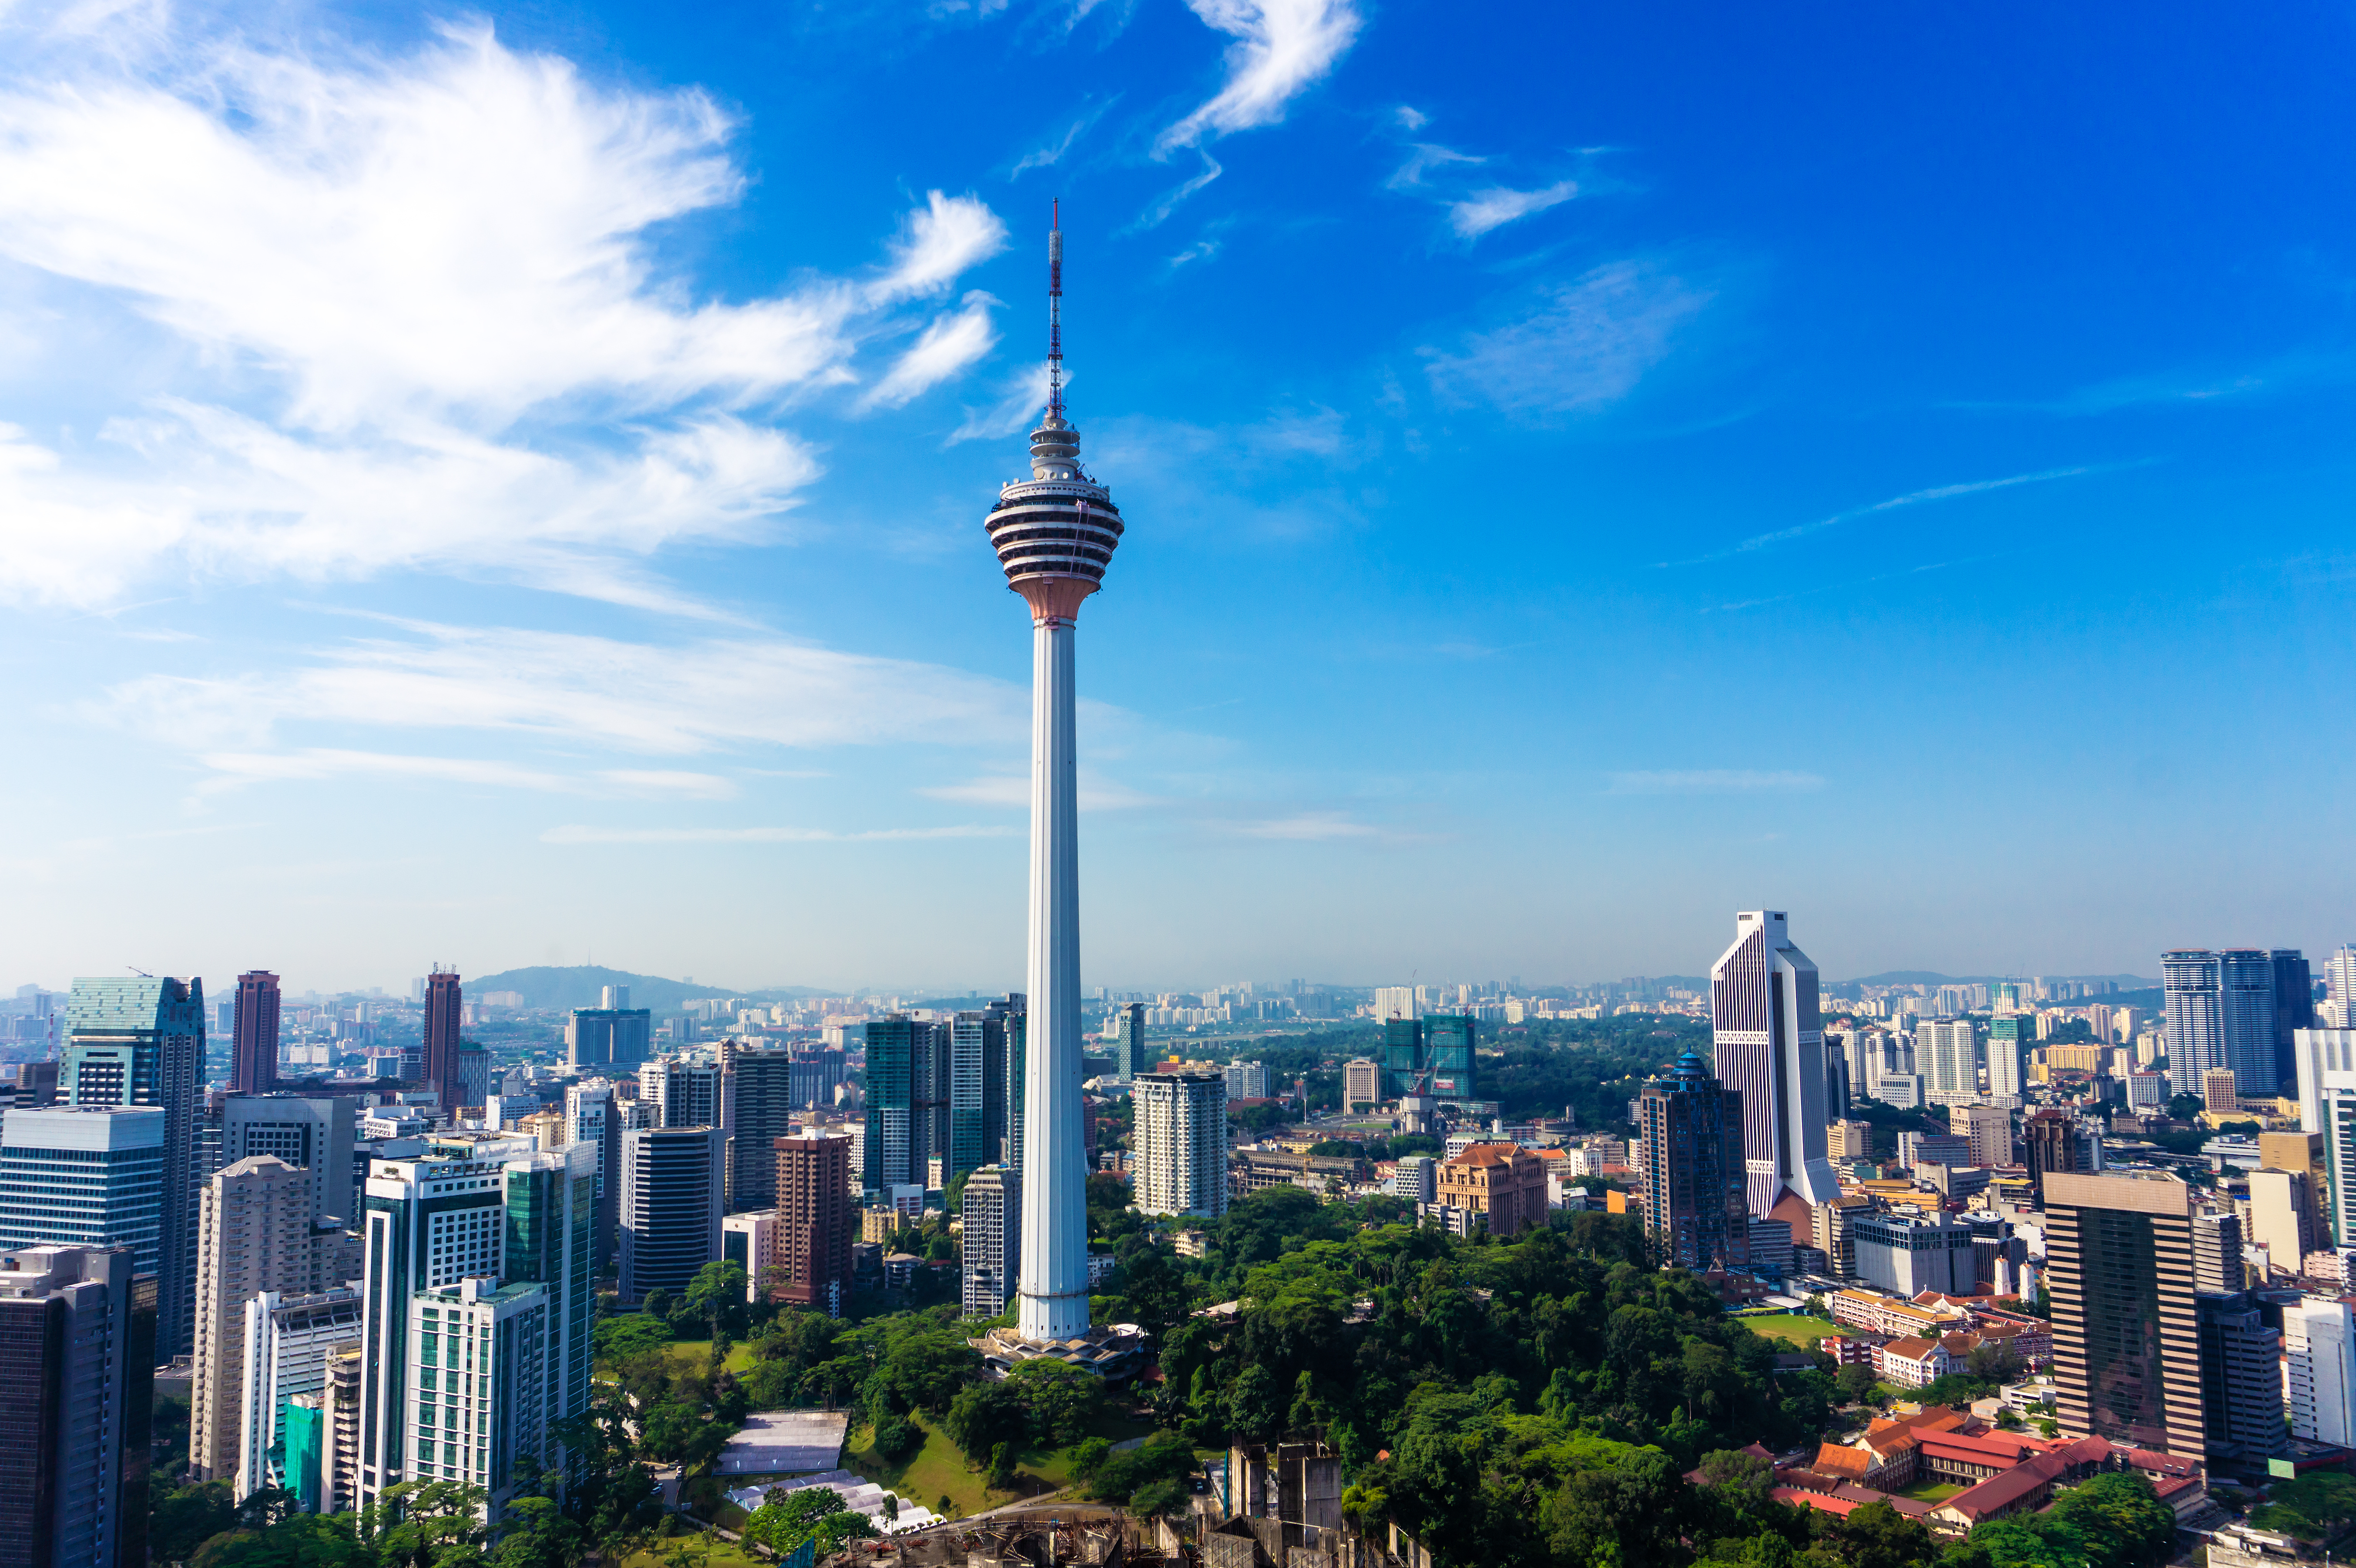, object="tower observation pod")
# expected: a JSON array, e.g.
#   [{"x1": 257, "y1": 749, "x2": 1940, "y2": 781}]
[{"x1": 987, "y1": 203, "x2": 1121, "y2": 1344}]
